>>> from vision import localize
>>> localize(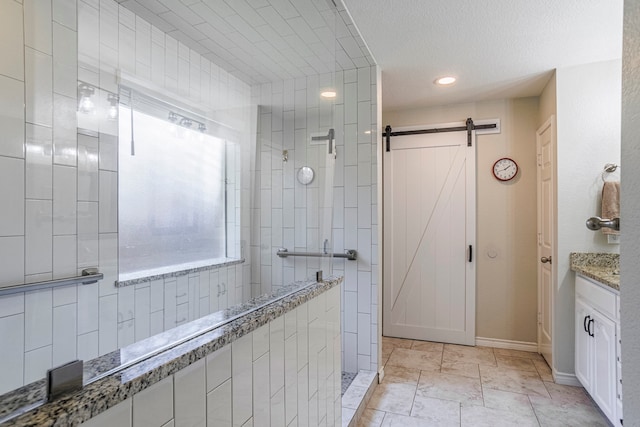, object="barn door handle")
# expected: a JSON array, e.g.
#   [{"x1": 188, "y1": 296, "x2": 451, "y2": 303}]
[{"x1": 468, "y1": 245, "x2": 473, "y2": 262}]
